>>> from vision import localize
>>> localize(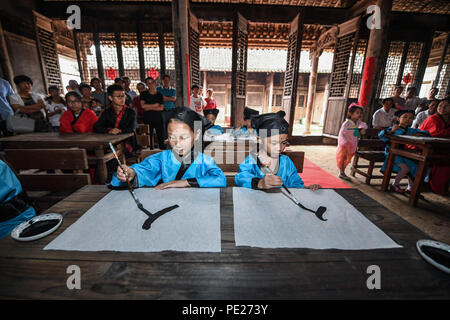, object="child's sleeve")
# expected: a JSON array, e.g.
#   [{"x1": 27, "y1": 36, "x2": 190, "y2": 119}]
[
  {"x1": 93, "y1": 111, "x2": 109, "y2": 133},
  {"x1": 378, "y1": 127, "x2": 391, "y2": 142},
  {"x1": 338, "y1": 121, "x2": 350, "y2": 145},
  {"x1": 59, "y1": 111, "x2": 73, "y2": 133},
  {"x1": 195, "y1": 155, "x2": 227, "y2": 188},
  {"x1": 110, "y1": 153, "x2": 163, "y2": 187},
  {"x1": 235, "y1": 158, "x2": 263, "y2": 189},
  {"x1": 358, "y1": 121, "x2": 368, "y2": 129}
]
